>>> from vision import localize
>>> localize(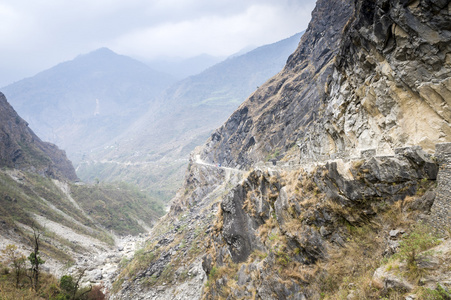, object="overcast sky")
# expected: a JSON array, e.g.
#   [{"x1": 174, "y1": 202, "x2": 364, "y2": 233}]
[{"x1": 0, "y1": 0, "x2": 317, "y2": 87}]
